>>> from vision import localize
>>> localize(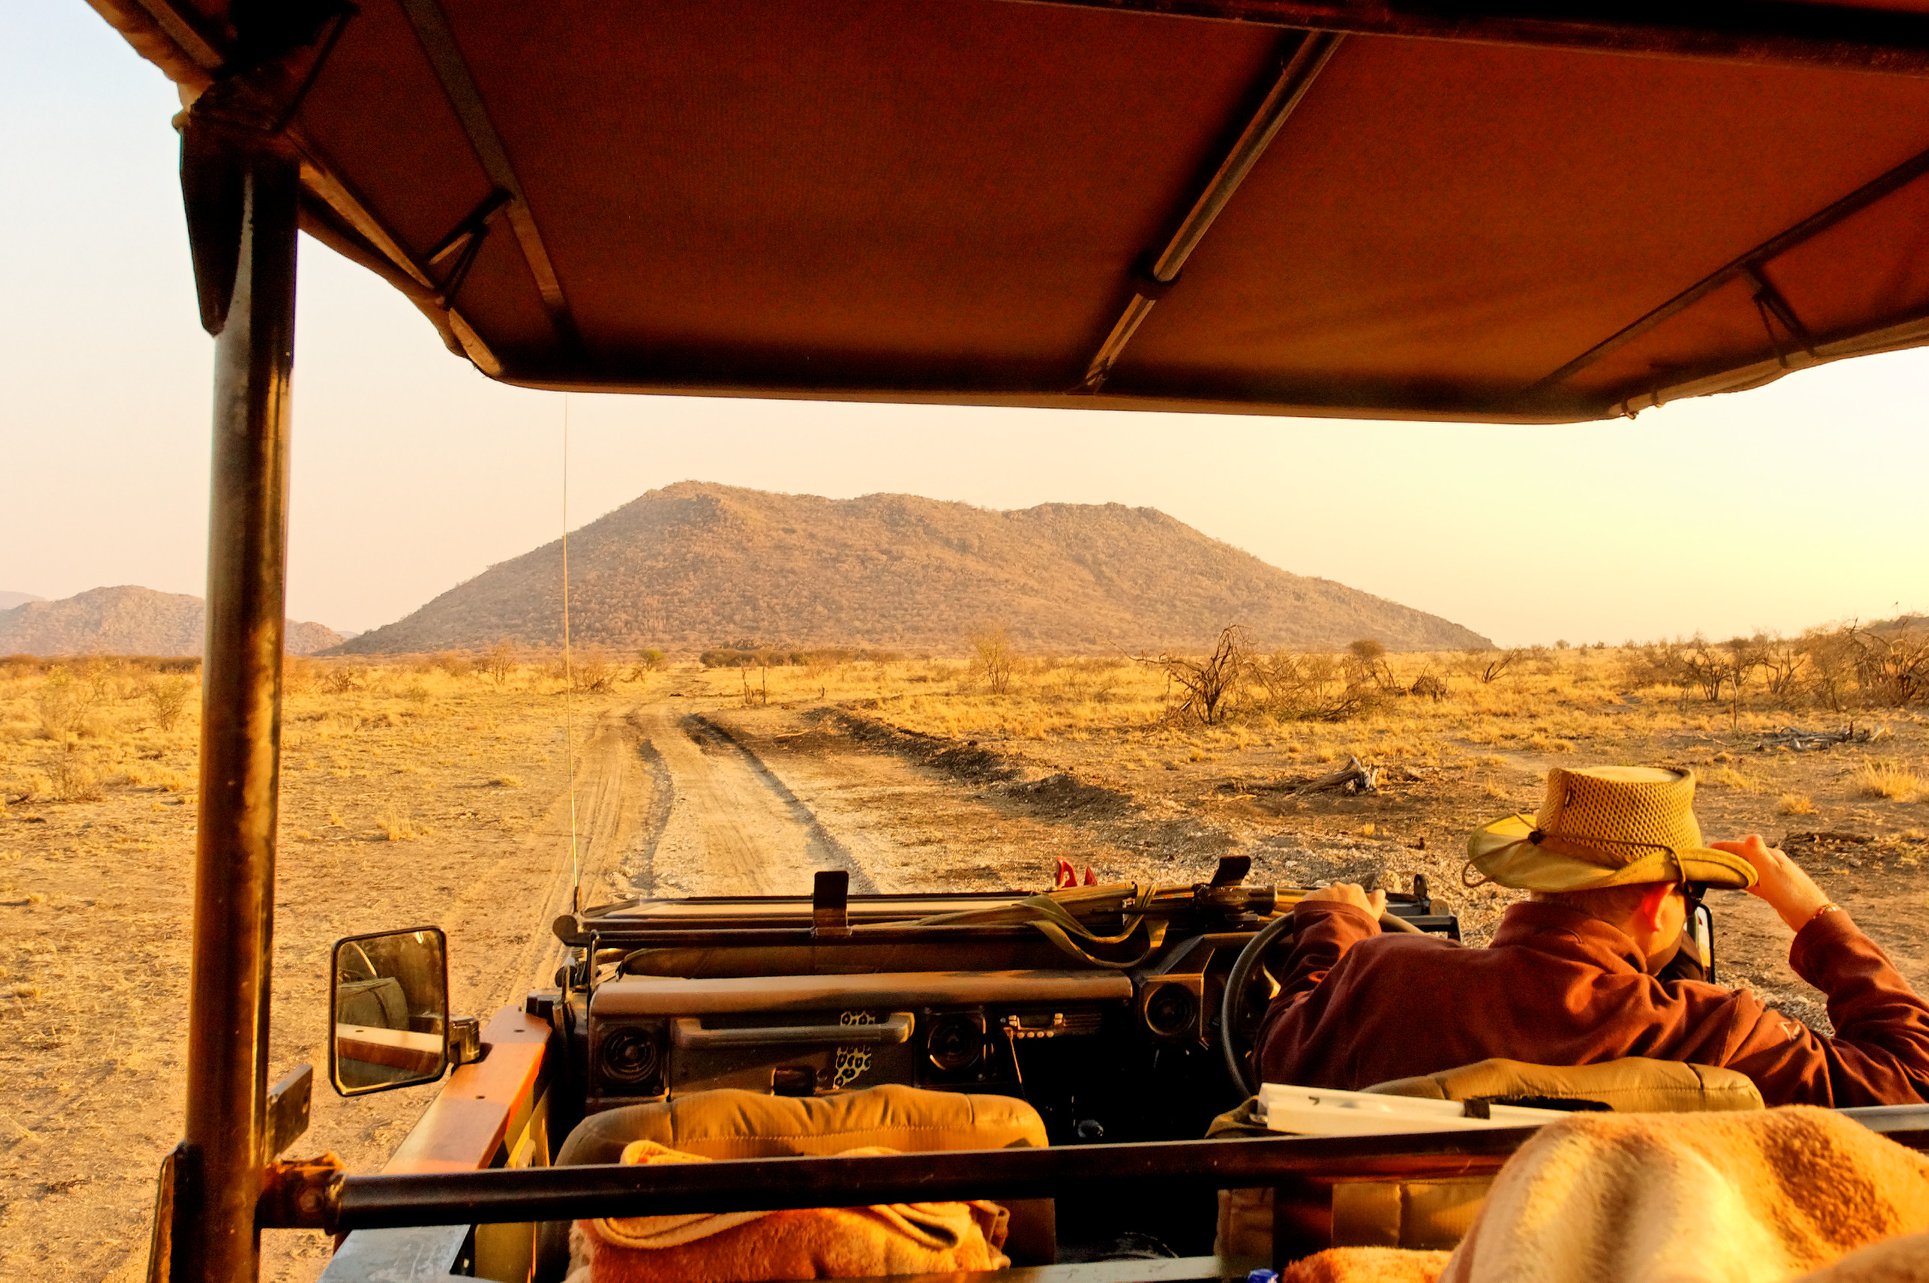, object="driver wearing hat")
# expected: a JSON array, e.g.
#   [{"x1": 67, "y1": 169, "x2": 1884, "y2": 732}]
[{"x1": 1254, "y1": 765, "x2": 1929, "y2": 1106}]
